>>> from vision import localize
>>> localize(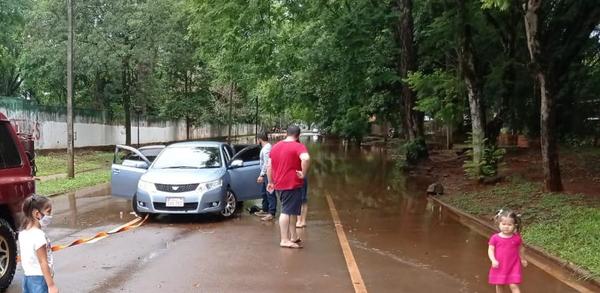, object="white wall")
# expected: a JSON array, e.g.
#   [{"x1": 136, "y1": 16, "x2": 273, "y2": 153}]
[{"x1": 1, "y1": 106, "x2": 255, "y2": 150}]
